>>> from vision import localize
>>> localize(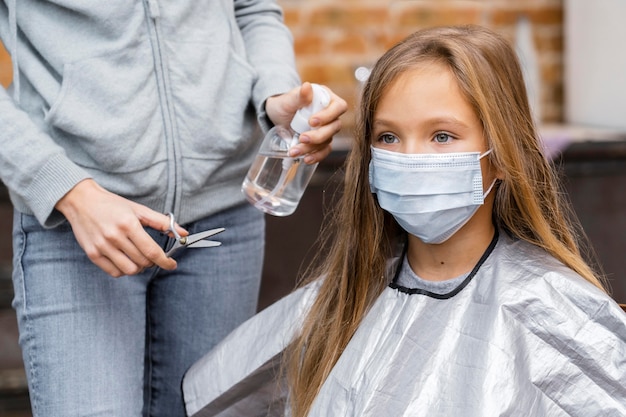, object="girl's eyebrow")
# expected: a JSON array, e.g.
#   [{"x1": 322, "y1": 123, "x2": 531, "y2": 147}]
[
  {"x1": 373, "y1": 116, "x2": 470, "y2": 130},
  {"x1": 424, "y1": 116, "x2": 470, "y2": 130},
  {"x1": 372, "y1": 119, "x2": 395, "y2": 128}
]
